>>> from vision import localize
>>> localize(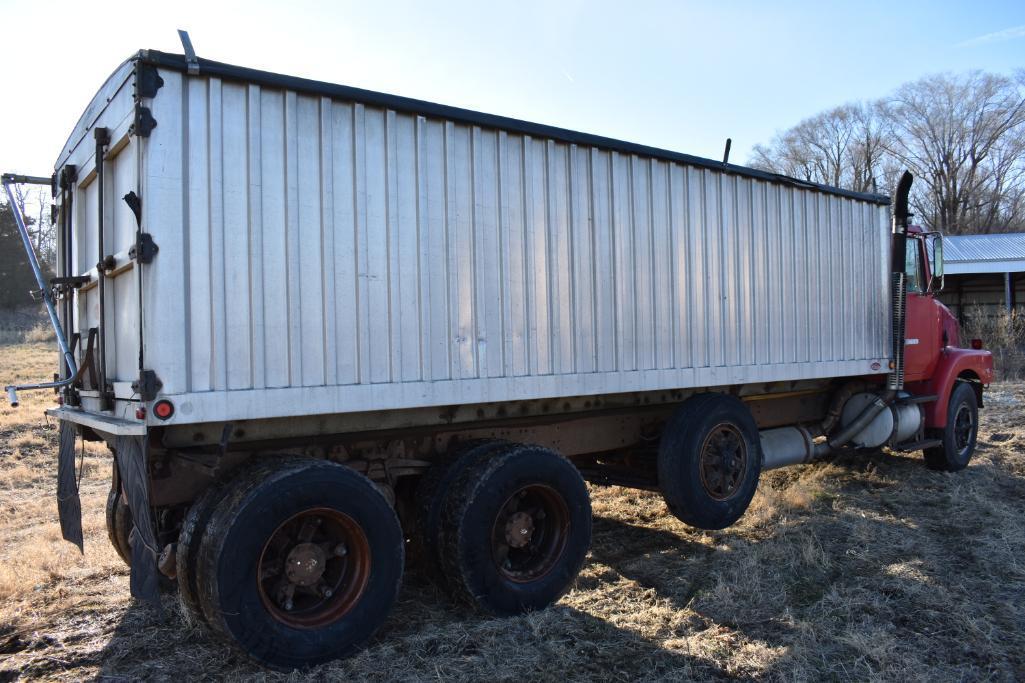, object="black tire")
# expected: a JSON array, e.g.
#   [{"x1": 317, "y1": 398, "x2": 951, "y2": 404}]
[
  {"x1": 924, "y1": 381, "x2": 979, "y2": 472},
  {"x1": 195, "y1": 459, "x2": 404, "y2": 670},
  {"x1": 176, "y1": 483, "x2": 229, "y2": 625},
  {"x1": 657, "y1": 393, "x2": 762, "y2": 530},
  {"x1": 413, "y1": 439, "x2": 509, "y2": 583},
  {"x1": 106, "y1": 465, "x2": 175, "y2": 592},
  {"x1": 105, "y1": 484, "x2": 132, "y2": 567},
  {"x1": 439, "y1": 444, "x2": 591, "y2": 615}
]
